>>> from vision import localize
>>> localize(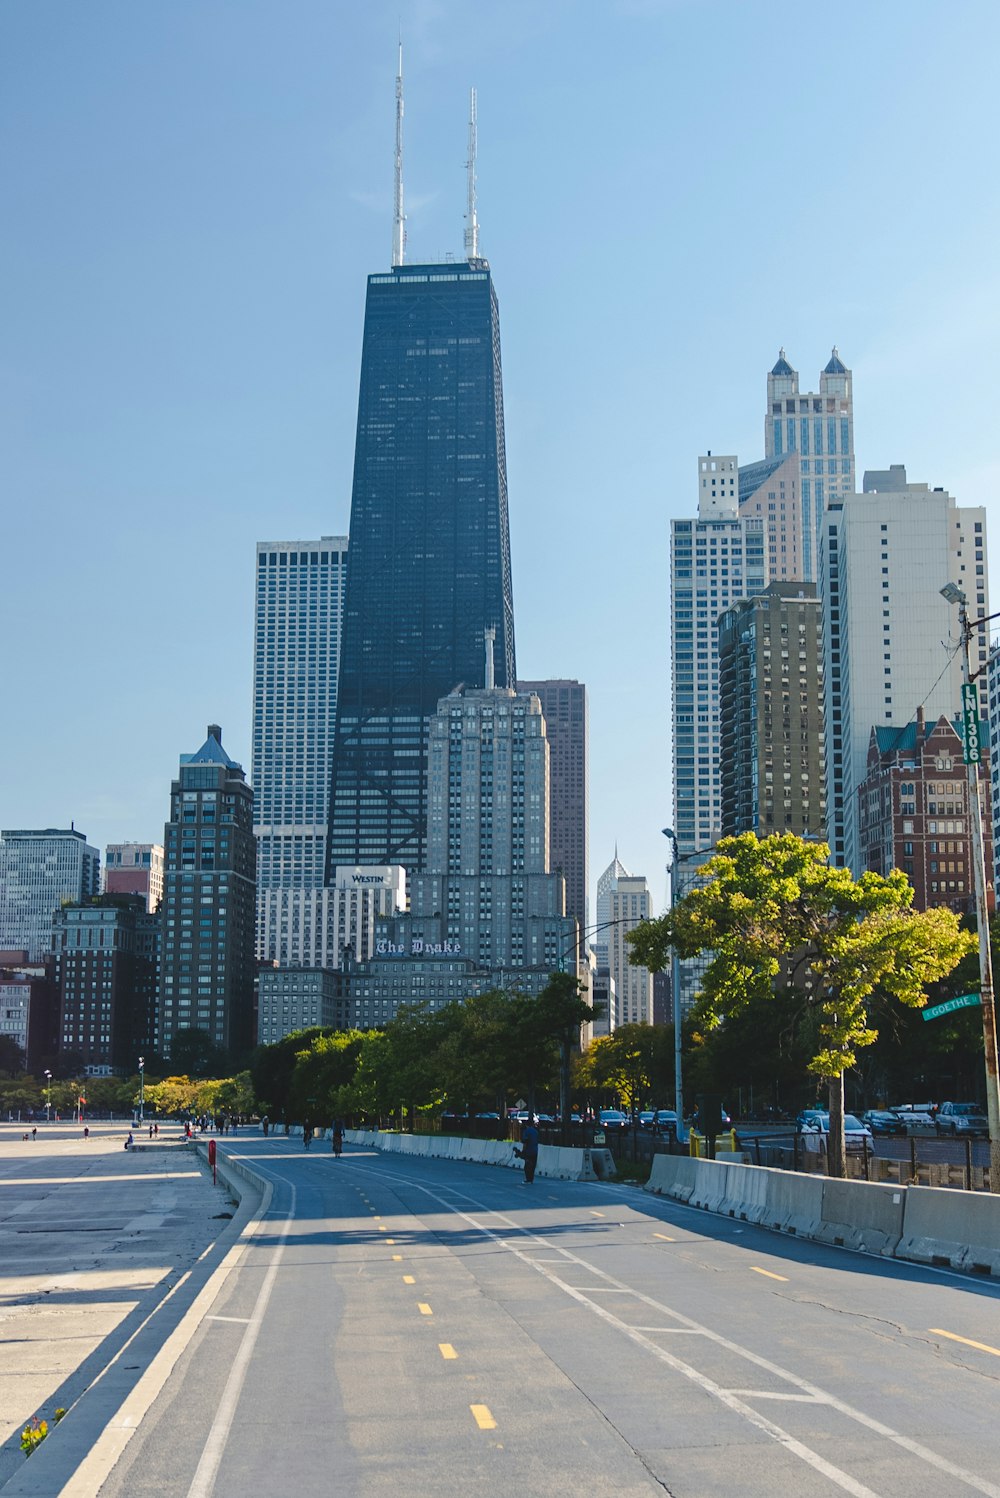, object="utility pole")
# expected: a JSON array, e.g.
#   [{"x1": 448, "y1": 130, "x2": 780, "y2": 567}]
[{"x1": 941, "y1": 582, "x2": 1000, "y2": 1192}]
